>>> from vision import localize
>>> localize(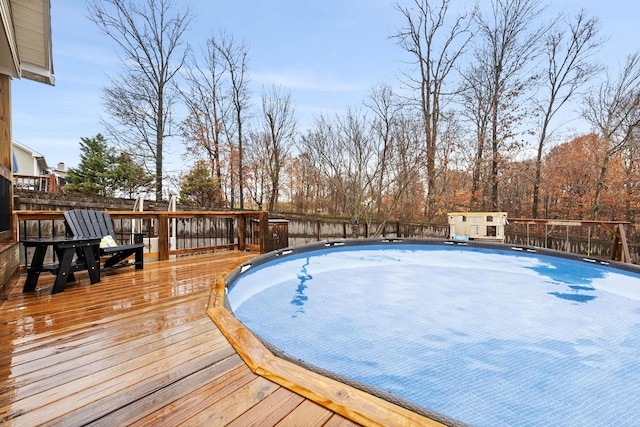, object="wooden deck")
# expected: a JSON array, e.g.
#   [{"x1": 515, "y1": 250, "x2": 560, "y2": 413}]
[{"x1": 0, "y1": 251, "x2": 362, "y2": 426}]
